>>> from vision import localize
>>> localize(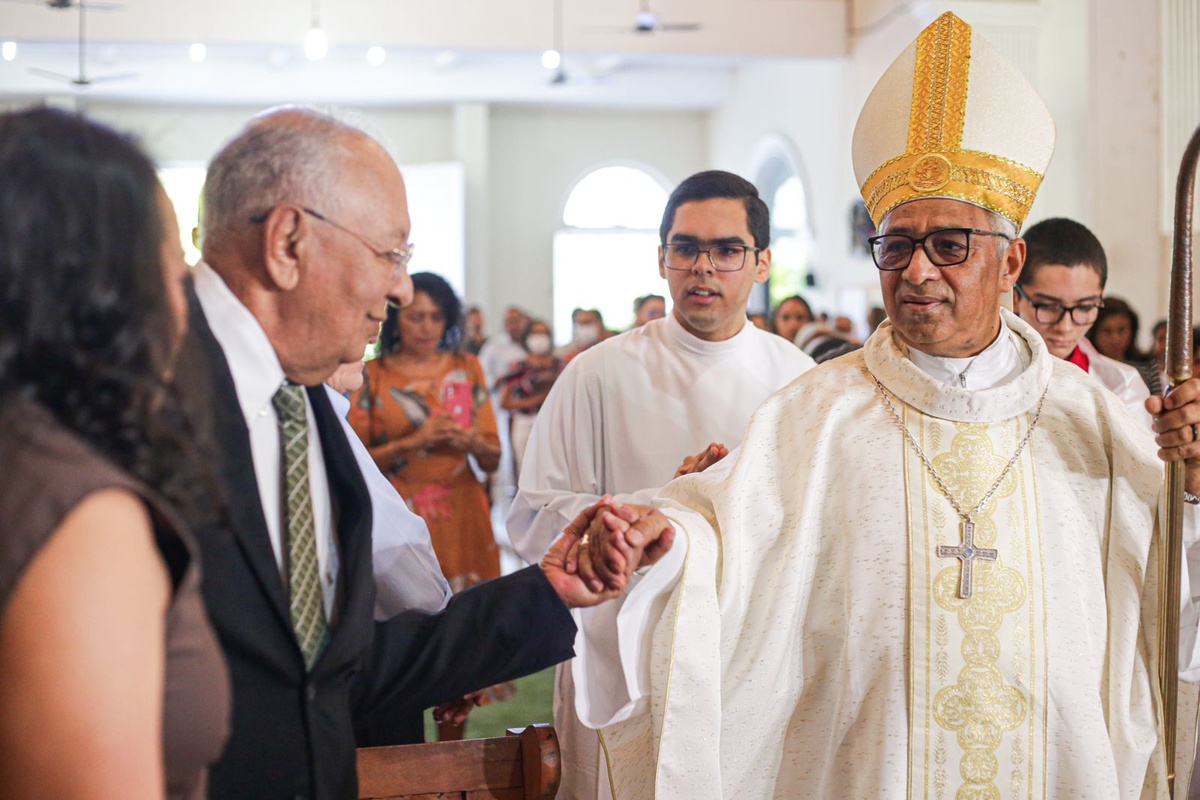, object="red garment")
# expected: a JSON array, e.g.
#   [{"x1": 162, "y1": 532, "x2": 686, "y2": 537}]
[{"x1": 1067, "y1": 345, "x2": 1090, "y2": 373}]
